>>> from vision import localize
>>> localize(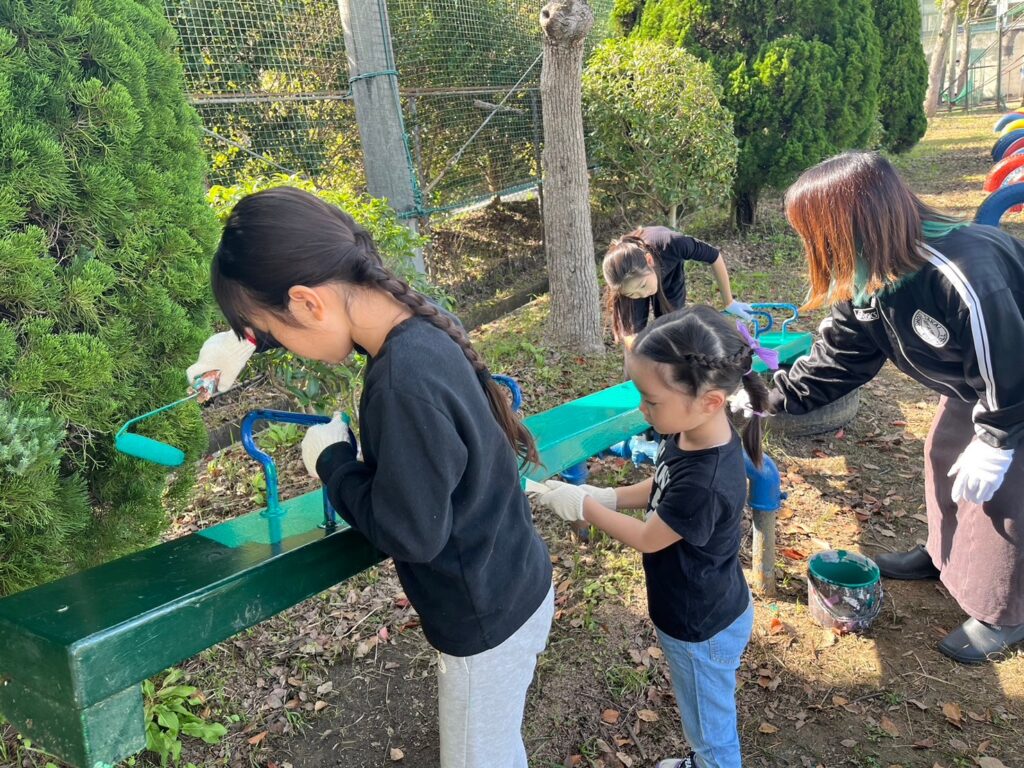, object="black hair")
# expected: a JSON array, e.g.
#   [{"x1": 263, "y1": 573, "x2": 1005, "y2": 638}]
[
  {"x1": 602, "y1": 229, "x2": 674, "y2": 342},
  {"x1": 211, "y1": 185, "x2": 538, "y2": 465},
  {"x1": 632, "y1": 304, "x2": 771, "y2": 465}
]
